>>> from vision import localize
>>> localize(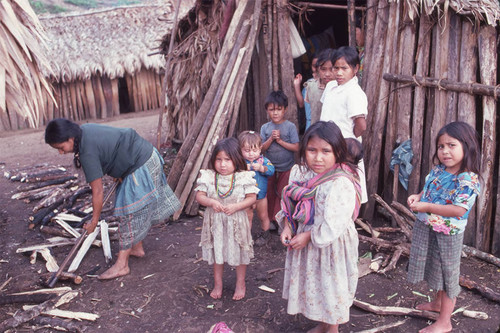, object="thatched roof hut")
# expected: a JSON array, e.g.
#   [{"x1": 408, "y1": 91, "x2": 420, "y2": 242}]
[
  {"x1": 0, "y1": 1, "x2": 195, "y2": 131},
  {"x1": 160, "y1": 0, "x2": 500, "y2": 255},
  {"x1": 0, "y1": 0, "x2": 54, "y2": 131}
]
